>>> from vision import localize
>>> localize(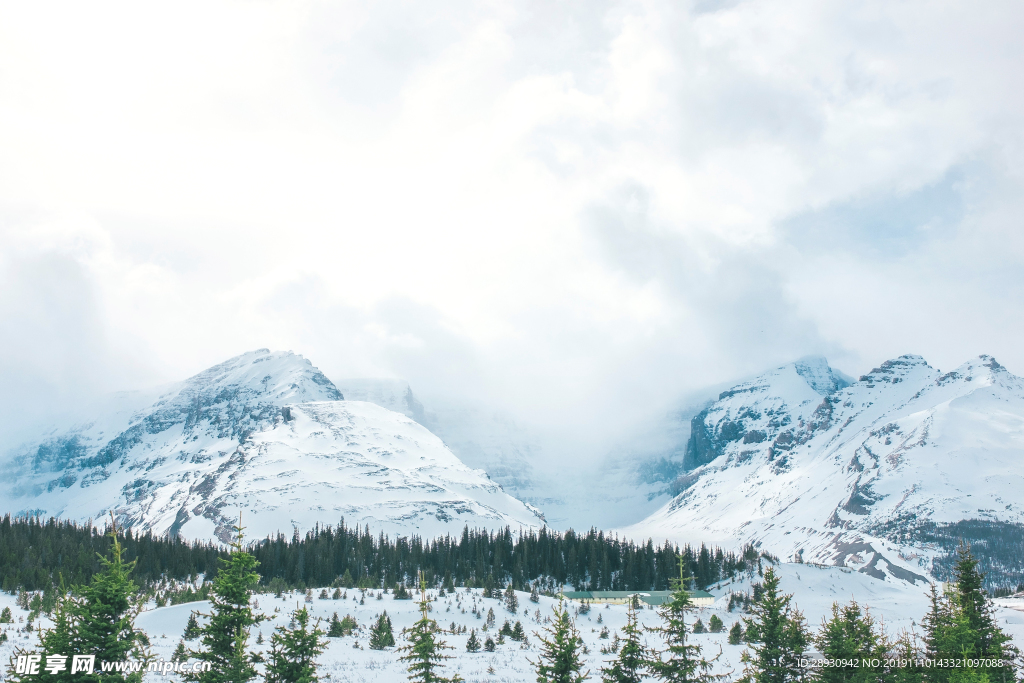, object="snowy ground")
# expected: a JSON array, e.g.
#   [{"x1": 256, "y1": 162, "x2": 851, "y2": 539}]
[{"x1": 1, "y1": 563, "x2": 1023, "y2": 682}]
